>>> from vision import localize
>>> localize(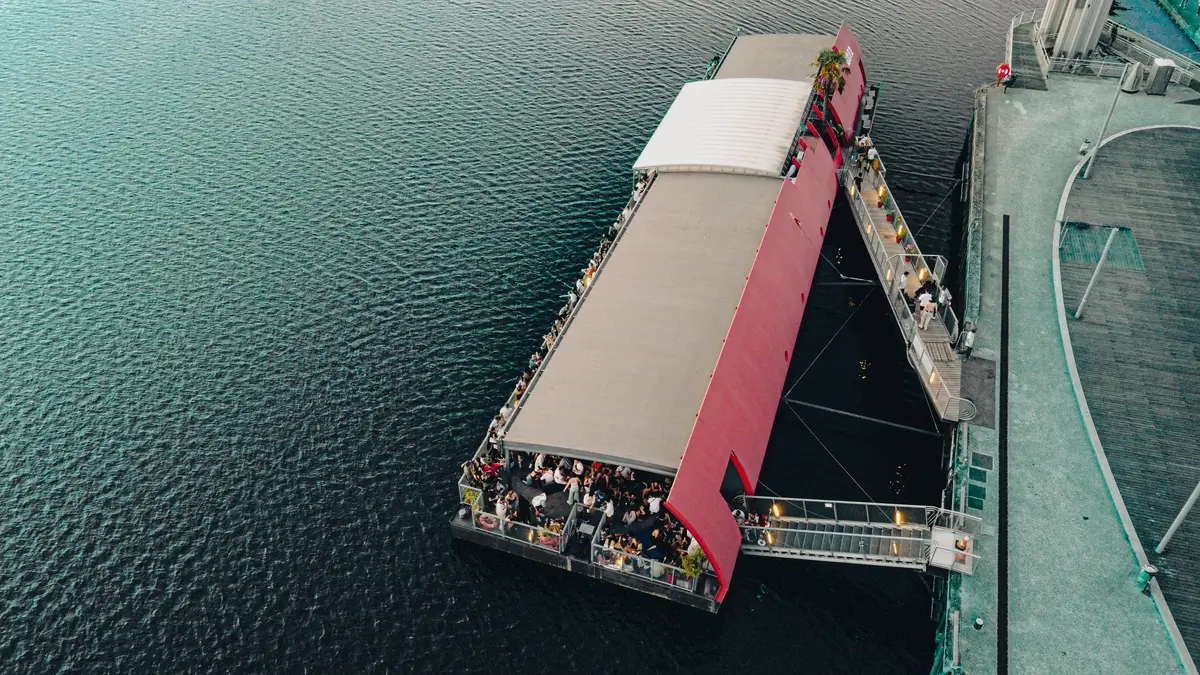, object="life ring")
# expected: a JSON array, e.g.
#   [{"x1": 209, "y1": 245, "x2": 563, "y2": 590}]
[{"x1": 477, "y1": 513, "x2": 499, "y2": 530}]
